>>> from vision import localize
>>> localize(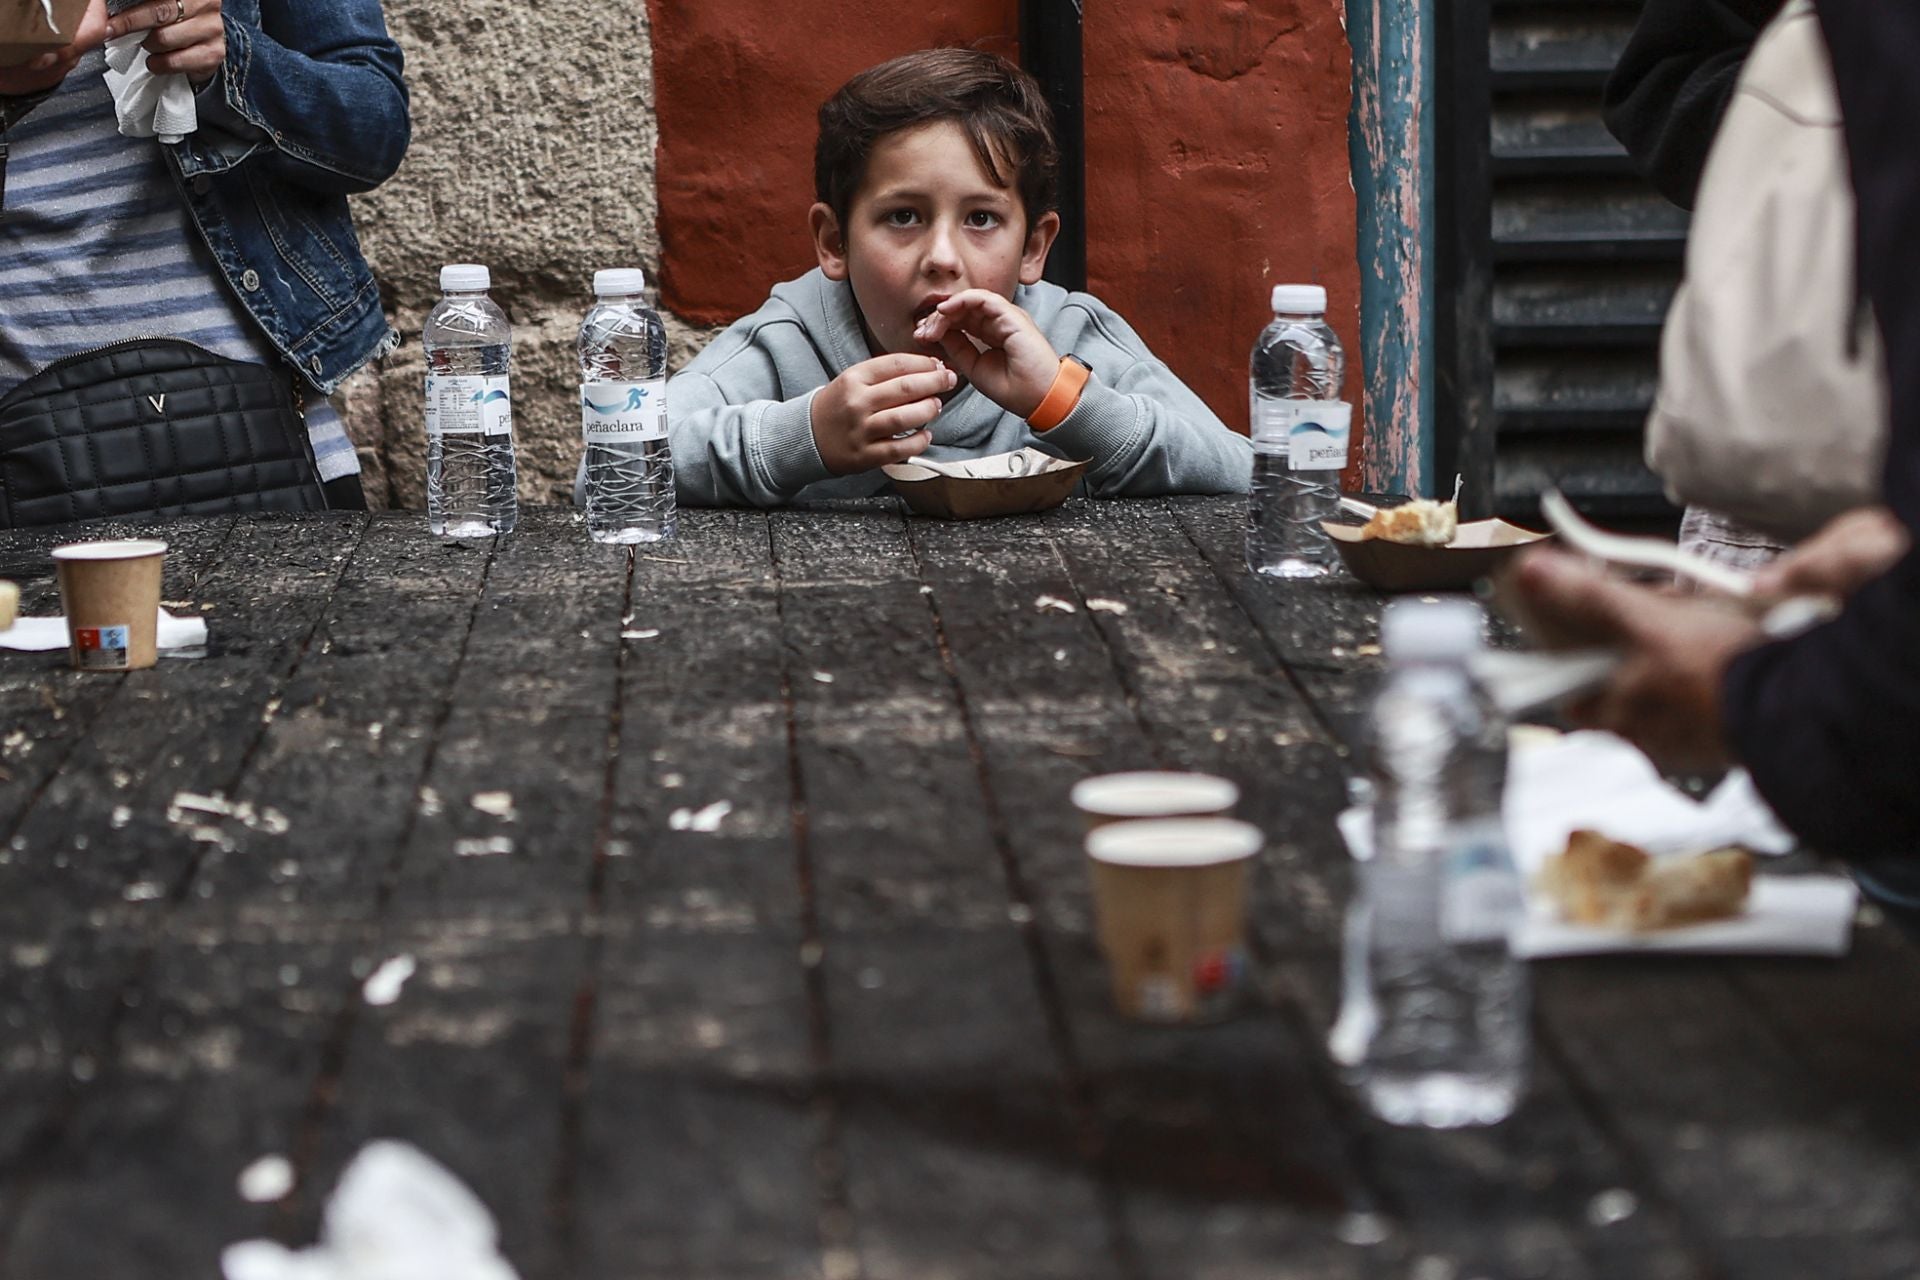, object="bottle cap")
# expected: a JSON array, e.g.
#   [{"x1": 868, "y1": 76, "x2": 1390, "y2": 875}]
[
  {"x1": 593, "y1": 268, "x2": 647, "y2": 296},
  {"x1": 440, "y1": 264, "x2": 490, "y2": 292},
  {"x1": 1380, "y1": 598, "x2": 1484, "y2": 663},
  {"x1": 1271, "y1": 284, "x2": 1327, "y2": 315}
]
